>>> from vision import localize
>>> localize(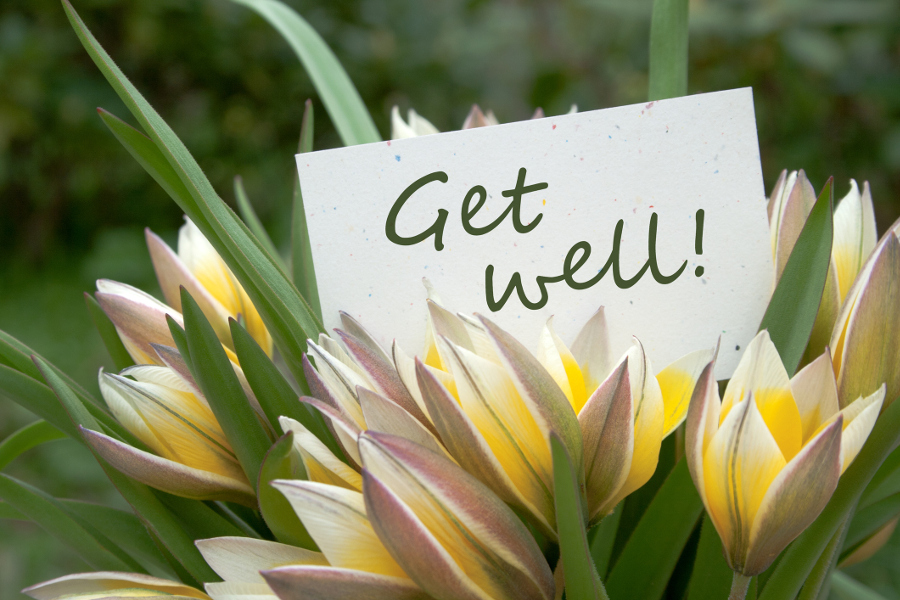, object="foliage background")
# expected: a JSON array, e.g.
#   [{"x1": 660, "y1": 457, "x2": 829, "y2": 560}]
[{"x1": 1, "y1": 0, "x2": 899, "y2": 597}]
